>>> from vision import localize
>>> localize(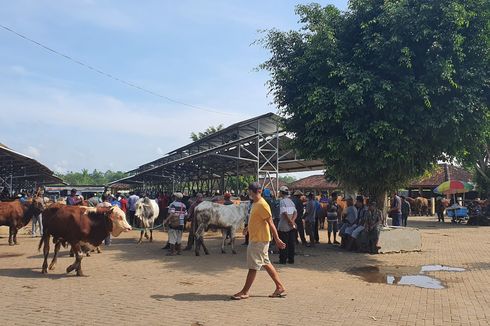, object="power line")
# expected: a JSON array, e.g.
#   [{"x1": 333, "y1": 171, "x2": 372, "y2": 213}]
[{"x1": 0, "y1": 24, "x2": 234, "y2": 116}]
